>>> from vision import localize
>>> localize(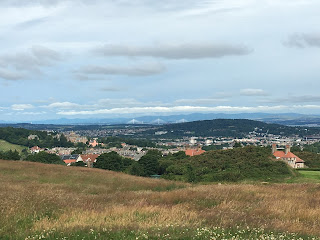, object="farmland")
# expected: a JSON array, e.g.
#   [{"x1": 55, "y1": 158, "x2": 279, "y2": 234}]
[{"x1": 0, "y1": 160, "x2": 320, "y2": 240}]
